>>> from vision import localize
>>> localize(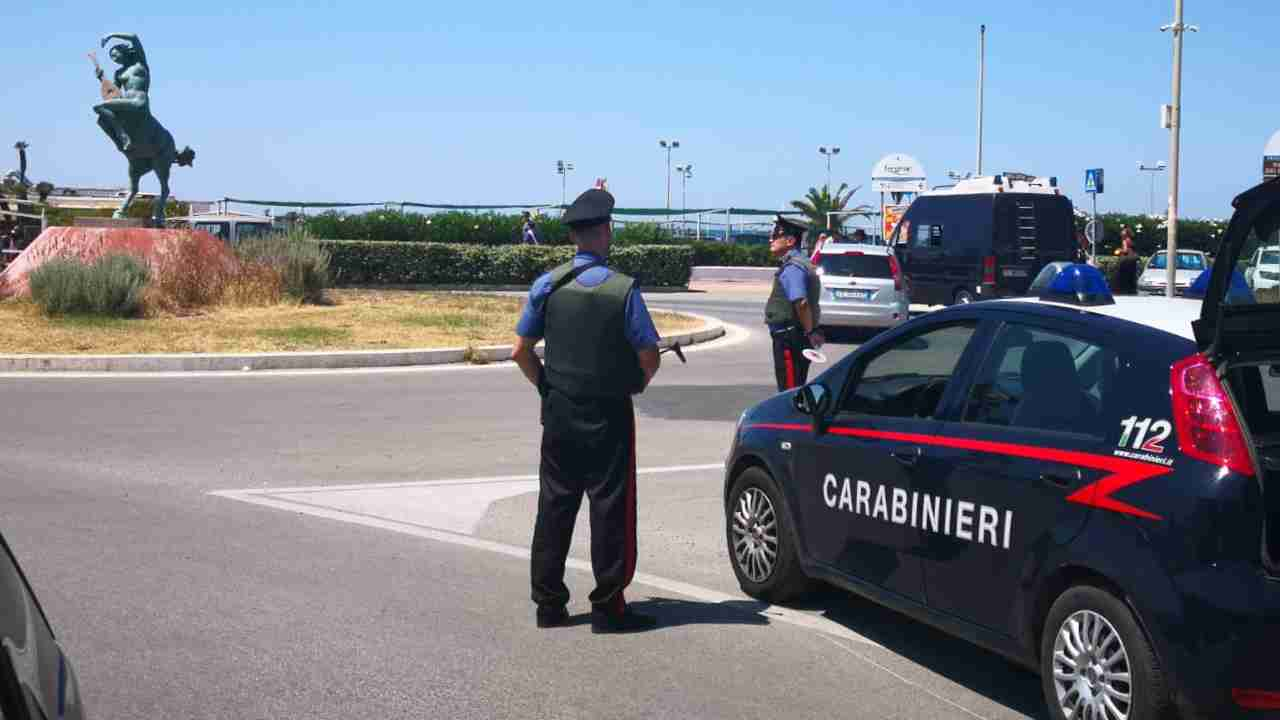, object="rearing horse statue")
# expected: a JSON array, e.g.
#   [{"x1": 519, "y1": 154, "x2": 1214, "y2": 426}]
[{"x1": 91, "y1": 33, "x2": 195, "y2": 225}]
